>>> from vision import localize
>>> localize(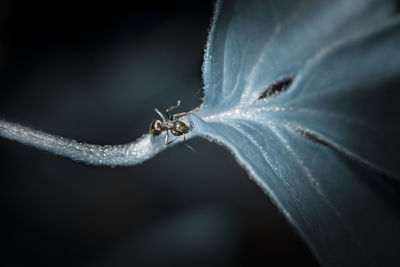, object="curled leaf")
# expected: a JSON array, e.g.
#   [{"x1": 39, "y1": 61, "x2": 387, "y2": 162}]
[{"x1": 192, "y1": 0, "x2": 400, "y2": 266}]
